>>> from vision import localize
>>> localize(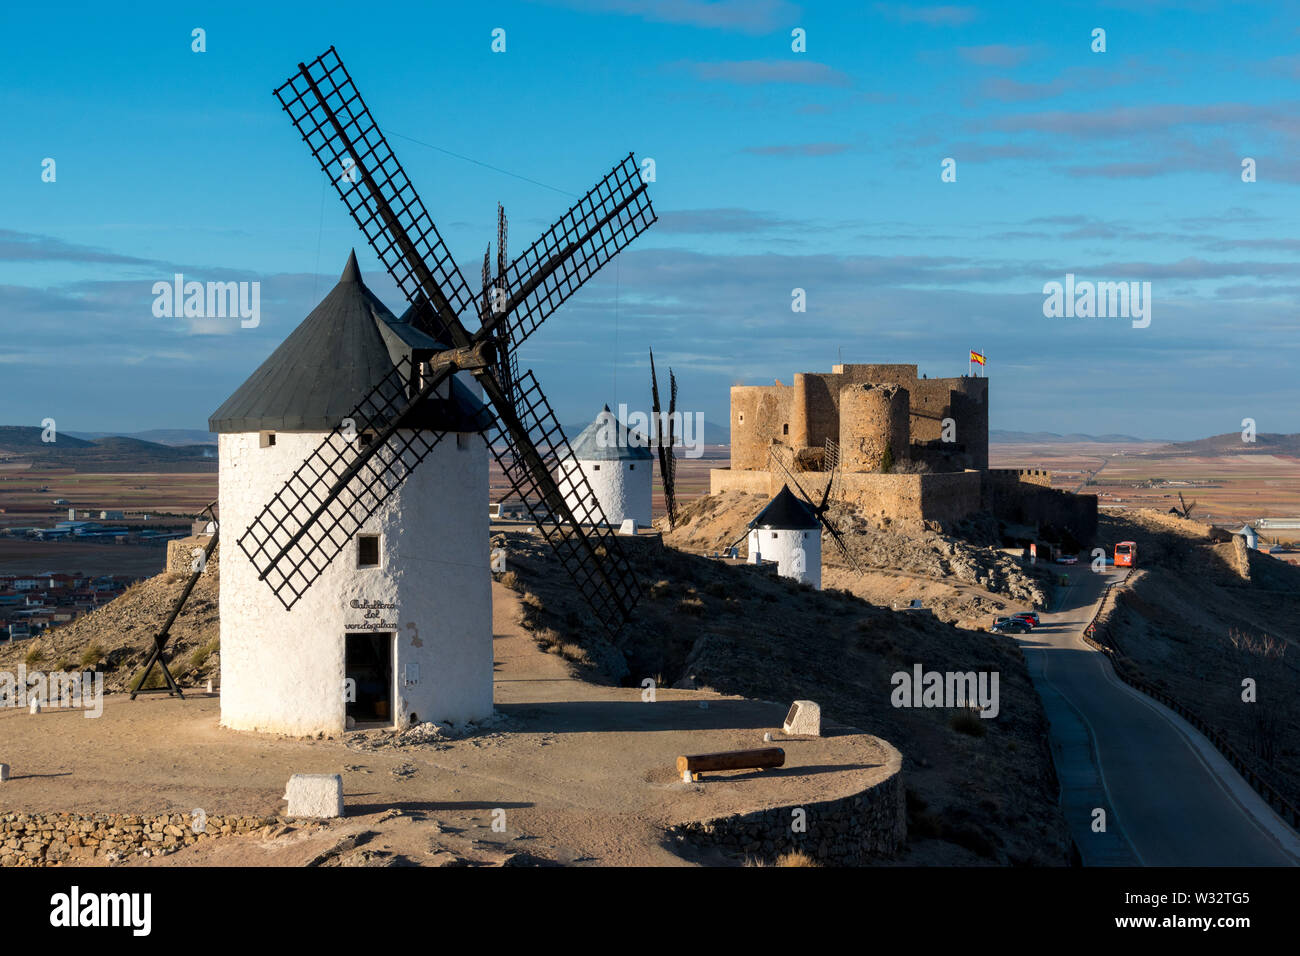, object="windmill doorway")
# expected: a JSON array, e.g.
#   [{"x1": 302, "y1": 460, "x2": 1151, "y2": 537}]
[{"x1": 346, "y1": 632, "x2": 393, "y2": 726}]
